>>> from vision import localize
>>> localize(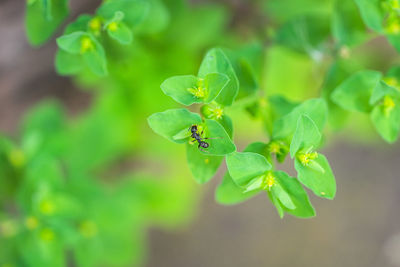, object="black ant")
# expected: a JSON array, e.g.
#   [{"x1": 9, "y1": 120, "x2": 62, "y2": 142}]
[{"x1": 189, "y1": 125, "x2": 220, "y2": 152}]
